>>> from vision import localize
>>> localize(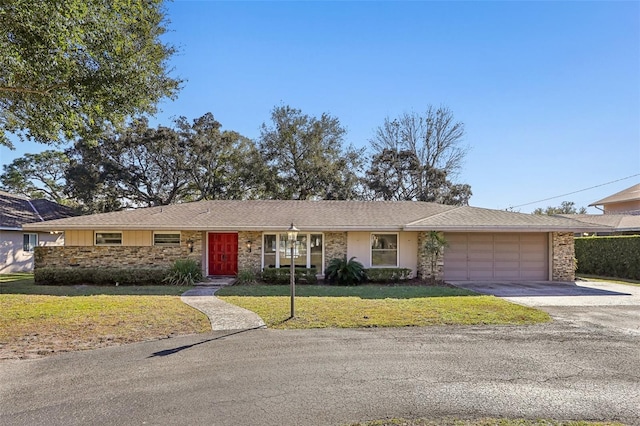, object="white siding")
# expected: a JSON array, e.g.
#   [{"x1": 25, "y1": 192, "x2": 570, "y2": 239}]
[{"x1": 0, "y1": 230, "x2": 64, "y2": 273}]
